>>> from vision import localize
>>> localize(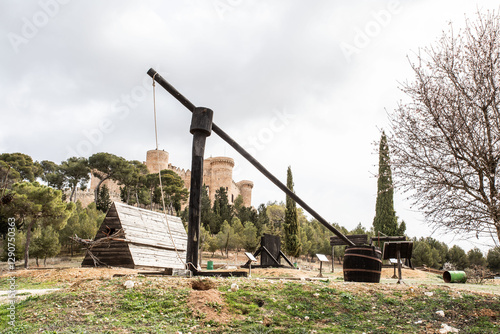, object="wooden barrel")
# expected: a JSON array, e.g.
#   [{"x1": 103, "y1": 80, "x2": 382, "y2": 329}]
[{"x1": 343, "y1": 245, "x2": 382, "y2": 283}]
